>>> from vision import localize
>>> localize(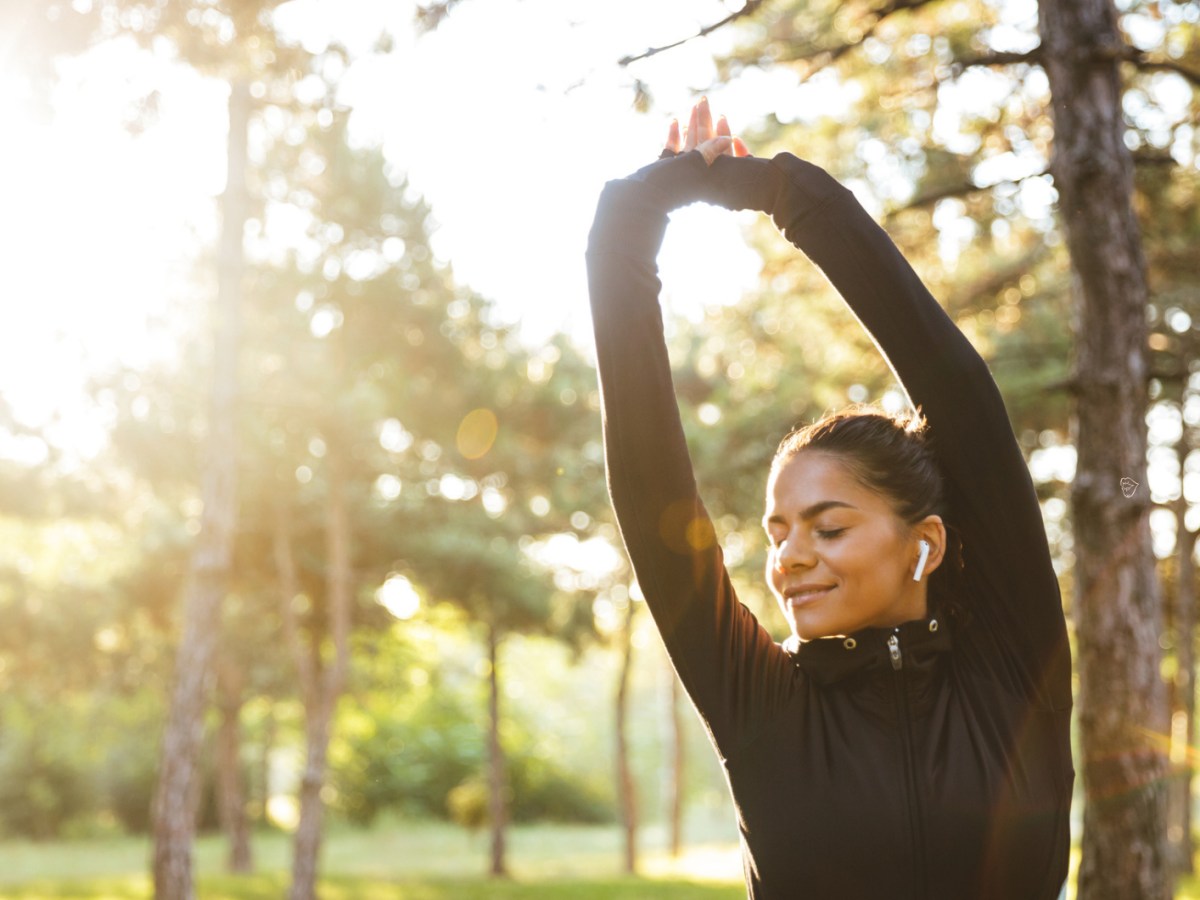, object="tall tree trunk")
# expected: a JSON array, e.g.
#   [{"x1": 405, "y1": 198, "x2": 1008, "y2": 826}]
[
  {"x1": 1171, "y1": 487, "x2": 1197, "y2": 876},
  {"x1": 615, "y1": 600, "x2": 638, "y2": 875},
  {"x1": 258, "y1": 705, "x2": 276, "y2": 826},
  {"x1": 215, "y1": 657, "x2": 253, "y2": 873},
  {"x1": 1037, "y1": 2, "x2": 1169, "y2": 897},
  {"x1": 273, "y1": 451, "x2": 353, "y2": 900},
  {"x1": 152, "y1": 77, "x2": 250, "y2": 900},
  {"x1": 290, "y1": 696, "x2": 335, "y2": 900},
  {"x1": 1183, "y1": 524, "x2": 1197, "y2": 876},
  {"x1": 667, "y1": 661, "x2": 685, "y2": 860},
  {"x1": 486, "y1": 620, "x2": 509, "y2": 878}
]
